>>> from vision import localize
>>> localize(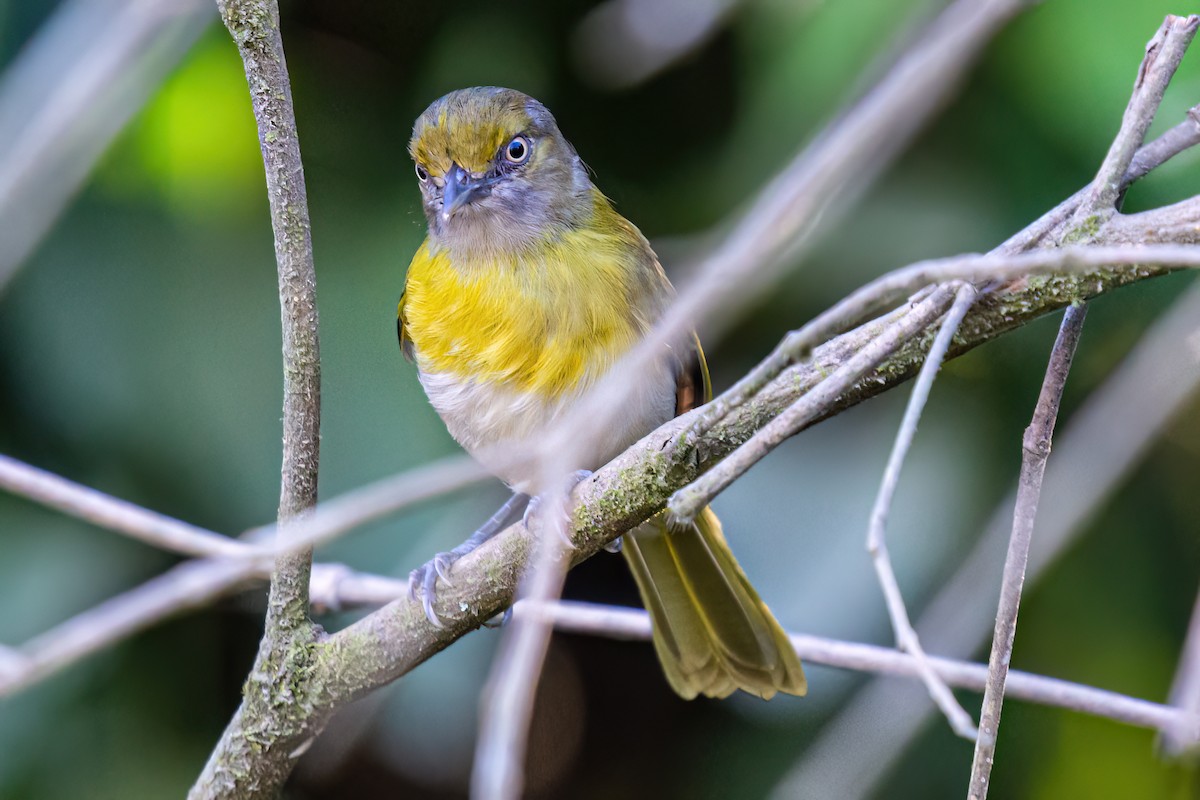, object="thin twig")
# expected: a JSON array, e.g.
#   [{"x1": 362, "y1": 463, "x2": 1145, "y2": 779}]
[
  {"x1": 1126, "y1": 103, "x2": 1200, "y2": 182},
  {"x1": 969, "y1": 20, "x2": 1193, "y2": 796},
  {"x1": 0, "y1": 555, "x2": 410, "y2": 698},
  {"x1": 1160, "y1": 585, "x2": 1200, "y2": 756},
  {"x1": 867, "y1": 283, "x2": 979, "y2": 740},
  {"x1": 669, "y1": 285, "x2": 957, "y2": 521},
  {"x1": 0, "y1": 455, "x2": 247, "y2": 558},
  {"x1": 304, "y1": 574, "x2": 1200, "y2": 737},
  {"x1": 538, "y1": 601, "x2": 1199, "y2": 736},
  {"x1": 690, "y1": 85, "x2": 1200, "y2": 433},
  {"x1": 967, "y1": 302, "x2": 1088, "y2": 800},
  {"x1": 773, "y1": 279, "x2": 1200, "y2": 800},
  {"x1": 0, "y1": 558, "x2": 263, "y2": 697},
  {"x1": 311, "y1": 580, "x2": 1200, "y2": 739},
  {"x1": 1075, "y1": 15, "x2": 1199, "y2": 220},
  {"x1": 245, "y1": 15, "x2": 322, "y2": 627},
  {"x1": 241, "y1": 454, "x2": 486, "y2": 553}
]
